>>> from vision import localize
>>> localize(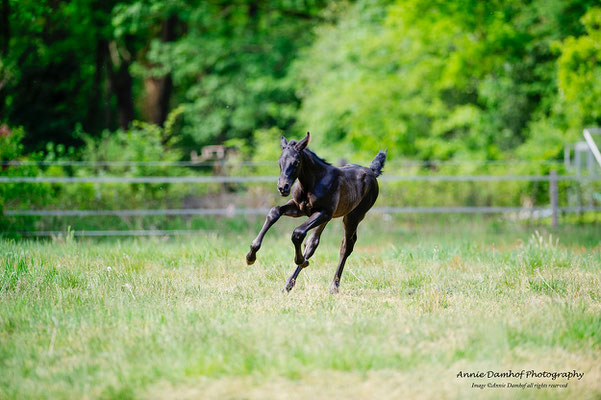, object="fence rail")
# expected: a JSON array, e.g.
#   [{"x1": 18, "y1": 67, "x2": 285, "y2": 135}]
[
  {"x1": 16, "y1": 229, "x2": 213, "y2": 237},
  {"x1": 0, "y1": 160, "x2": 275, "y2": 167},
  {"x1": 2, "y1": 169, "x2": 600, "y2": 235},
  {"x1": 0, "y1": 159, "x2": 565, "y2": 167},
  {"x1": 5, "y1": 206, "x2": 601, "y2": 218},
  {"x1": 1, "y1": 174, "x2": 599, "y2": 184},
  {"x1": 5, "y1": 206, "x2": 601, "y2": 237}
]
